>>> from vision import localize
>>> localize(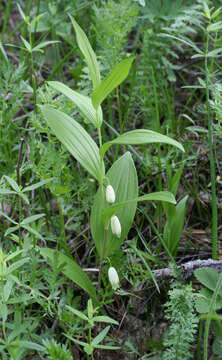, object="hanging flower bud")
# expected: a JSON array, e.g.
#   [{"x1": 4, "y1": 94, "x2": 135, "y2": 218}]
[
  {"x1": 108, "y1": 267, "x2": 120, "y2": 290},
  {"x1": 106, "y1": 185, "x2": 115, "y2": 204},
  {"x1": 110, "y1": 215, "x2": 121, "y2": 238}
]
